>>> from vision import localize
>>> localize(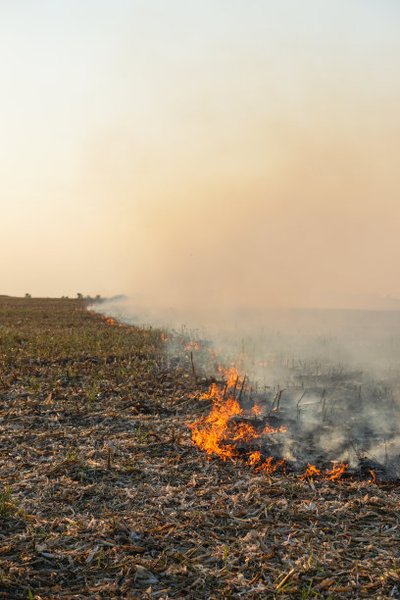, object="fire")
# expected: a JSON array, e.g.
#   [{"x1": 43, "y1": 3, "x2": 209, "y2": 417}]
[
  {"x1": 188, "y1": 368, "x2": 248, "y2": 460},
  {"x1": 247, "y1": 452, "x2": 286, "y2": 474},
  {"x1": 262, "y1": 424, "x2": 287, "y2": 435},
  {"x1": 232, "y1": 422, "x2": 258, "y2": 442},
  {"x1": 301, "y1": 464, "x2": 321, "y2": 479},
  {"x1": 326, "y1": 462, "x2": 348, "y2": 481},
  {"x1": 300, "y1": 462, "x2": 348, "y2": 481},
  {"x1": 248, "y1": 451, "x2": 262, "y2": 466},
  {"x1": 188, "y1": 367, "x2": 286, "y2": 463},
  {"x1": 223, "y1": 366, "x2": 241, "y2": 388},
  {"x1": 369, "y1": 469, "x2": 377, "y2": 484},
  {"x1": 103, "y1": 316, "x2": 118, "y2": 326},
  {"x1": 188, "y1": 366, "x2": 353, "y2": 483},
  {"x1": 194, "y1": 382, "x2": 220, "y2": 401},
  {"x1": 188, "y1": 395, "x2": 243, "y2": 460},
  {"x1": 256, "y1": 457, "x2": 286, "y2": 474}
]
